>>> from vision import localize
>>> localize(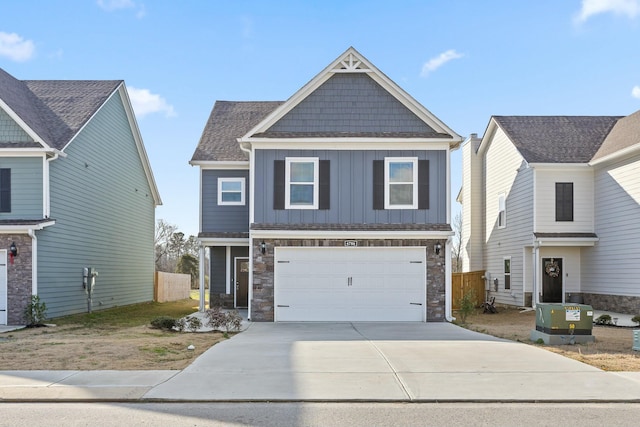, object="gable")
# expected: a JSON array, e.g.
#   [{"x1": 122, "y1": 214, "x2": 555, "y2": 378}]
[
  {"x1": 0, "y1": 107, "x2": 34, "y2": 143},
  {"x1": 259, "y1": 73, "x2": 443, "y2": 137}
]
